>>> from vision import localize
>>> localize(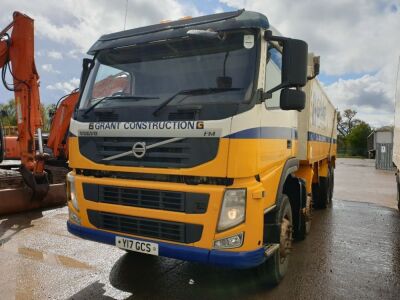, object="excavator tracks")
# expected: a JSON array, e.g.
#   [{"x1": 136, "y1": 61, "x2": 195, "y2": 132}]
[
  {"x1": 0, "y1": 165, "x2": 69, "y2": 216},
  {"x1": 0, "y1": 168, "x2": 25, "y2": 190}
]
